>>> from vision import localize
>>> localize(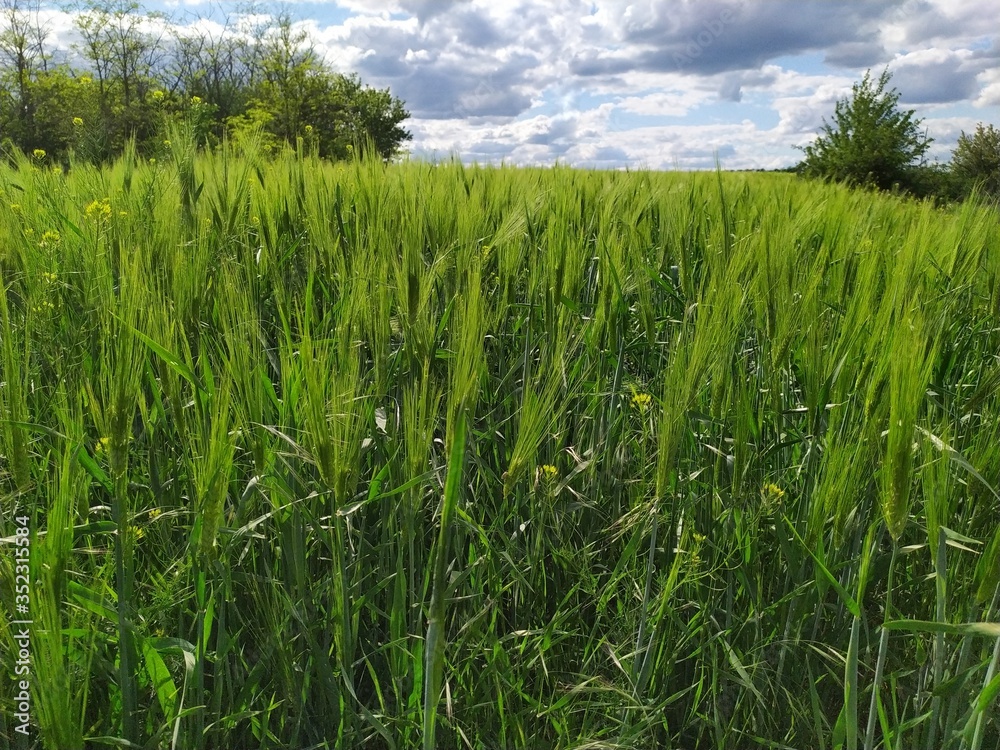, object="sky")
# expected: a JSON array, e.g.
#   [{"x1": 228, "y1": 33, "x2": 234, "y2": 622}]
[{"x1": 38, "y1": 1, "x2": 1000, "y2": 170}]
